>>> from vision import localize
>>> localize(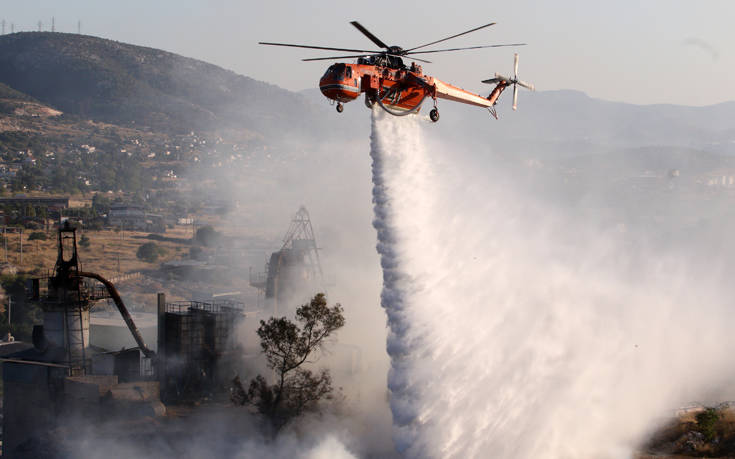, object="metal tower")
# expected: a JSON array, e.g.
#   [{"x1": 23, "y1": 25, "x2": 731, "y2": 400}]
[
  {"x1": 279, "y1": 206, "x2": 324, "y2": 281},
  {"x1": 250, "y1": 206, "x2": 326, "y2": 313}
]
